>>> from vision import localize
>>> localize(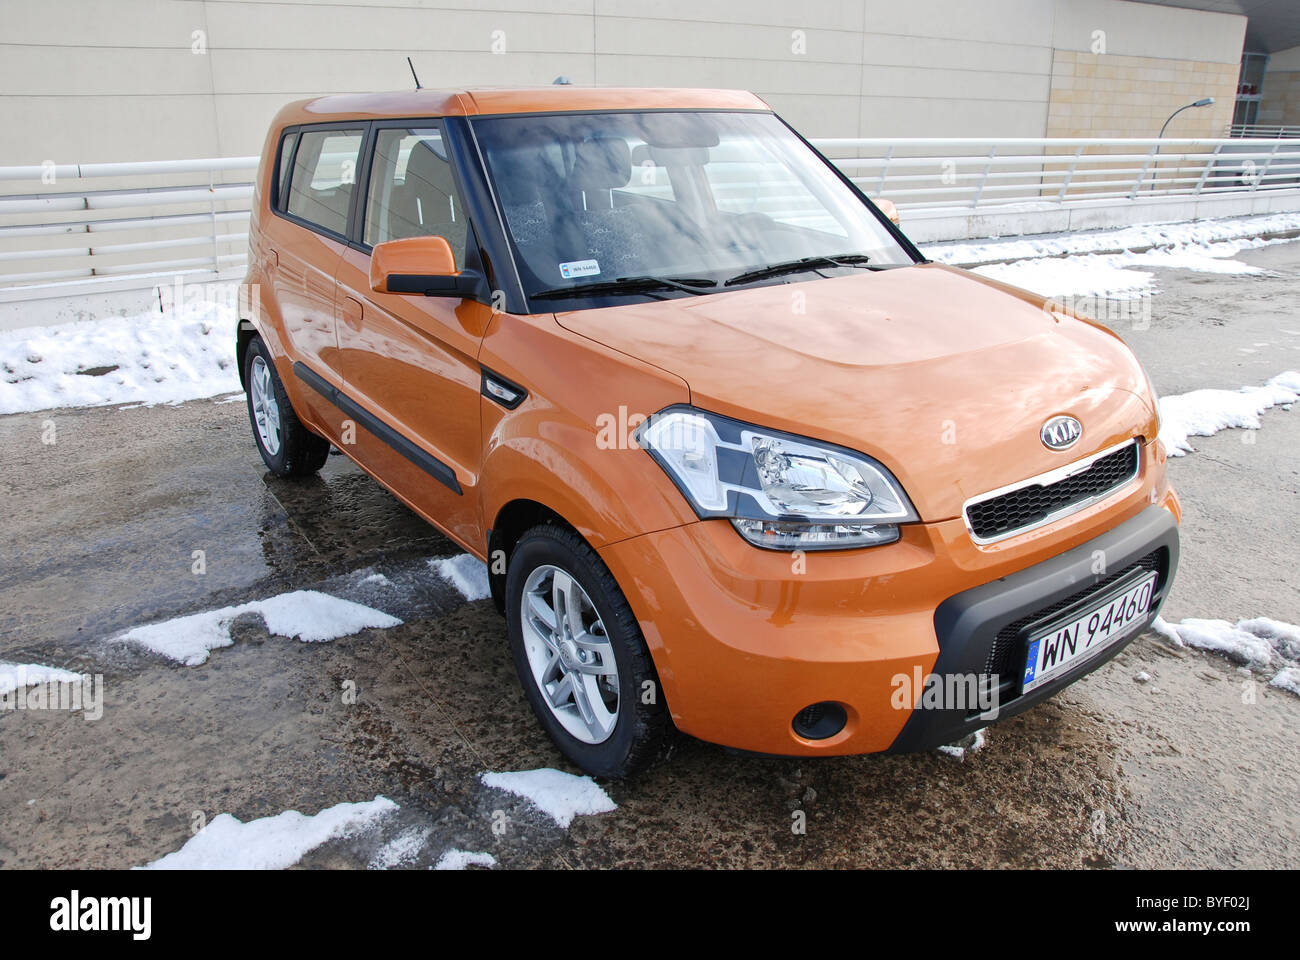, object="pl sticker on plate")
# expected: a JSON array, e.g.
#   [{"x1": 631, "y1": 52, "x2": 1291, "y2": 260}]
[{"x1": 559, "y1": 259, "x2": 600, "y2": 279}]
